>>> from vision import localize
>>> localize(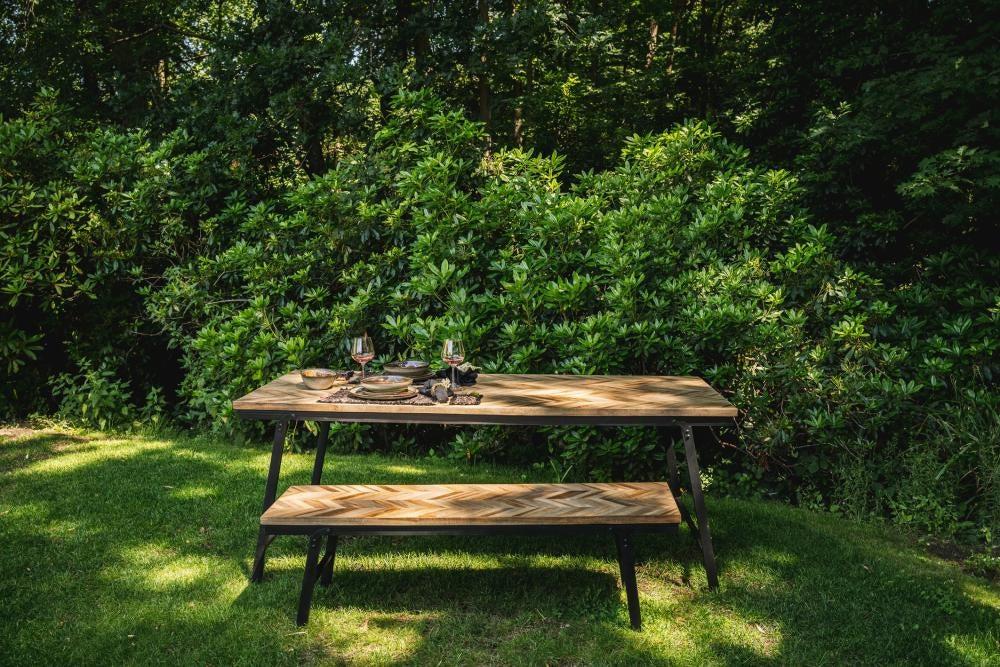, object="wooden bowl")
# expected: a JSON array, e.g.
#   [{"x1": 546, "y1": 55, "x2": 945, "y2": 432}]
[{"x1": 360, "y1": 375, "x2": 412, "y2": 393}]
